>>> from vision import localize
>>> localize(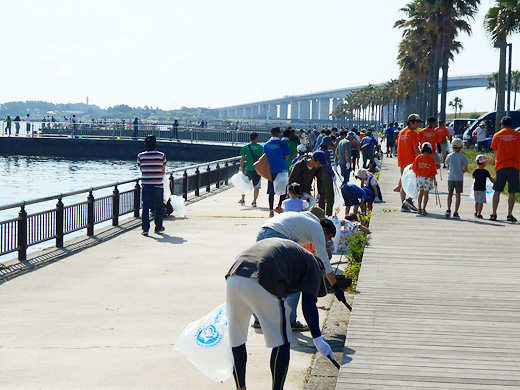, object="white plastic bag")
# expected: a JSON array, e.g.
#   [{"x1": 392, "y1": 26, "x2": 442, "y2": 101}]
[
  {"x1": 328, "y1": 216, "x2": 342, "y2": 252},
  {"x1": 401, "y1": 163, "x2": 418, "y2": 199},
  {"x1": 332, "y1": 181, "x2": 343, "y2": 216},
  {"x1": 273, "y1": 171, "x2": 288, "y2": 195},
  {"x1": 163, "y1": 175, "x2": 172, "y2": 203},
  {"x1": 230, "y1": 171, "x2": 253, "y2": 195},
  {"x1": 170, "y1": 195, "x2": 187, "y2": 218},
  {"x1": 173, "y1": 303, "x2": 232, "y2": 383},
  {"x1": 470, "y1": 178, "x2": 494, "y2": 203}
]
